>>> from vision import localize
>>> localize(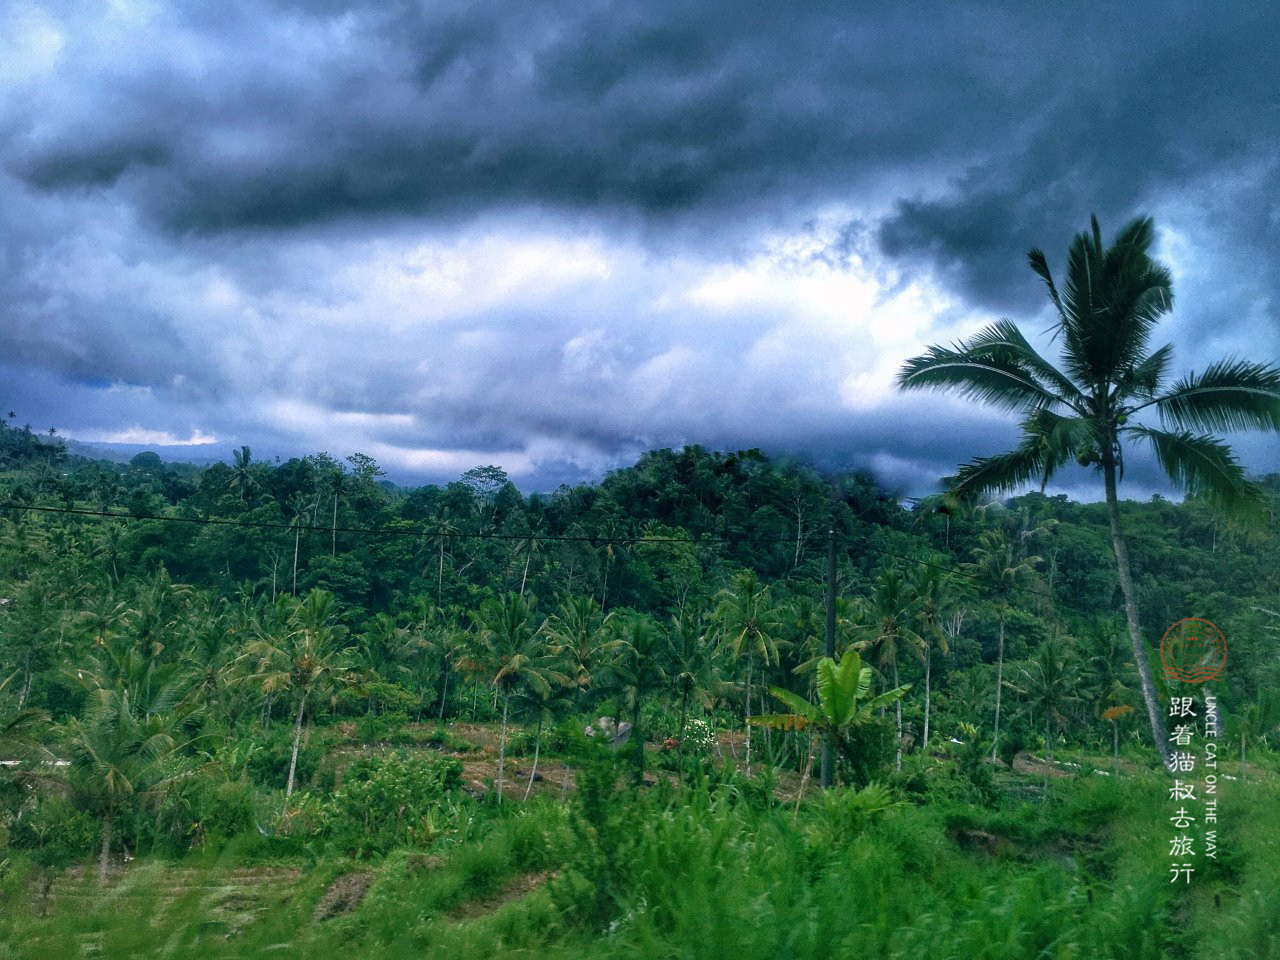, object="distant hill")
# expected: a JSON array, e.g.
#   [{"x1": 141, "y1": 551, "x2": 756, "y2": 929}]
[{"x1": 61, "y1": 437, "x2": 228, "y2": 467}]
